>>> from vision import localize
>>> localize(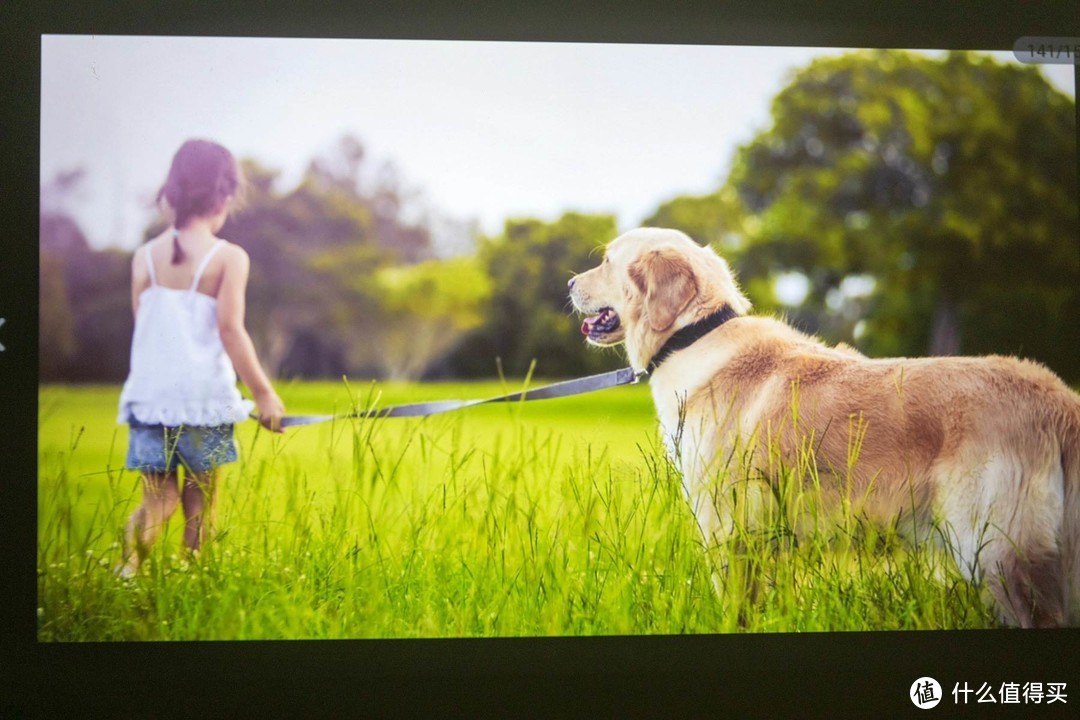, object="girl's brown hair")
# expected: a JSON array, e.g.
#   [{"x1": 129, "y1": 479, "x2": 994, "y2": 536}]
[{"x1": 157, "y1": 139, "x2": 244, "y2": 264}]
